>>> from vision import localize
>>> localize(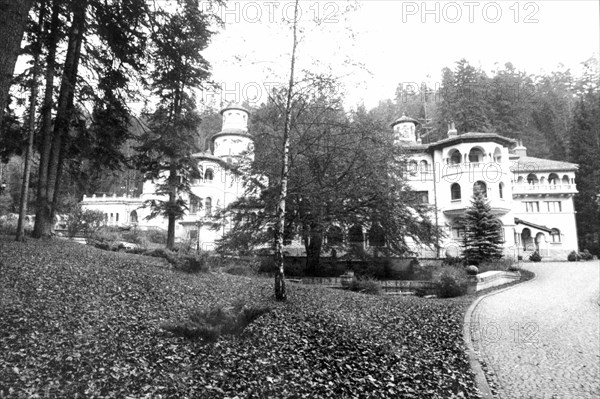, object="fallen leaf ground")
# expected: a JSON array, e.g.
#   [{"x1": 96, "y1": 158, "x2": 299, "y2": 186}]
[{"x1": 0, "y1": 236, "x2": 482, "y2": 398}]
